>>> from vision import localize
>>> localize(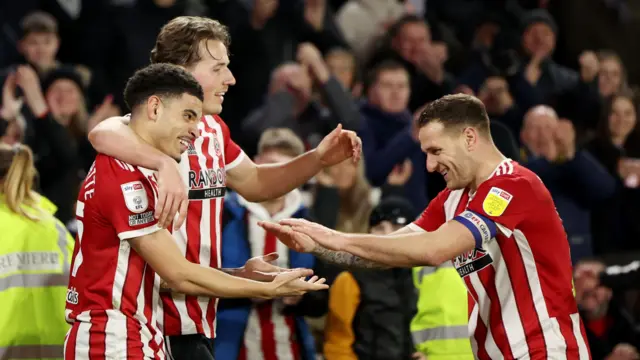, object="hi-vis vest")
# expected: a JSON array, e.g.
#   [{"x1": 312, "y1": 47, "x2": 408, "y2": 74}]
[
  {"x1": 0, "y1": 194, "x2": 74, "y2": 360},
  {"x1": 411, "y1": 262, "x2": 474, "y2": 360}
]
